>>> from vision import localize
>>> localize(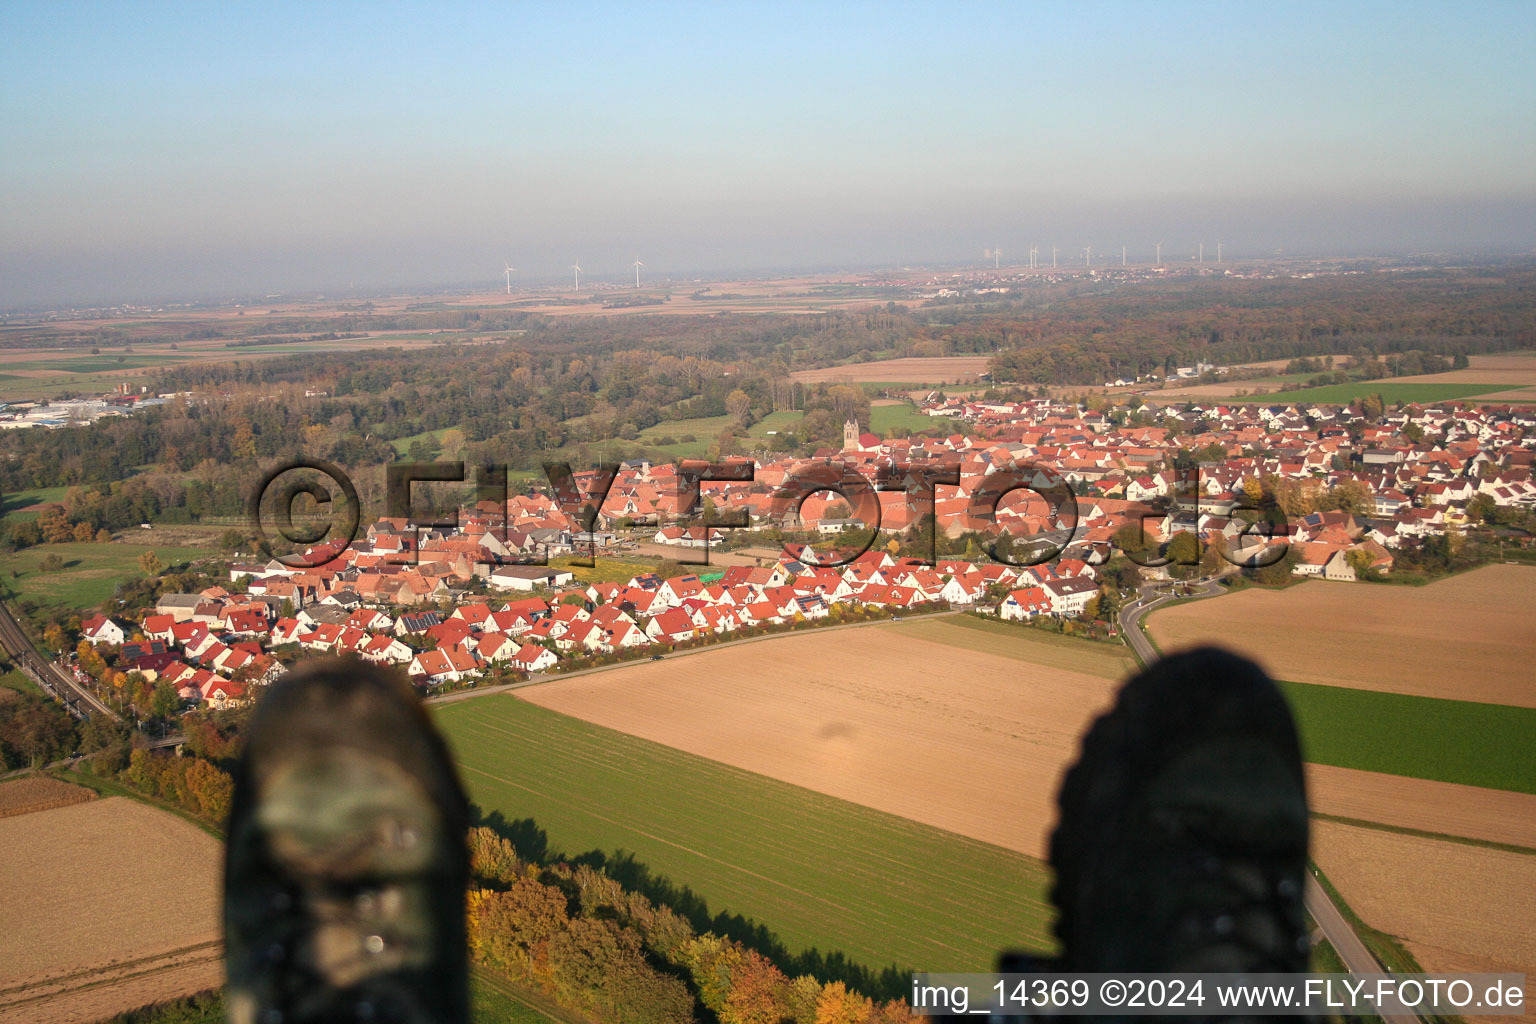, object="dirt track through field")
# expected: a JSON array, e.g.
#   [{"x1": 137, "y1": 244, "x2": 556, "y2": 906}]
[
  {"x1": 1148, "y1": 566, "x2": 1536, "y2": 707},
  {"x1": 0, "y1": 797, "x2": 222, "y2": 1023},
  {"x1": 517, "y1": 624, "x2": 1124, "y2": 857}
]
